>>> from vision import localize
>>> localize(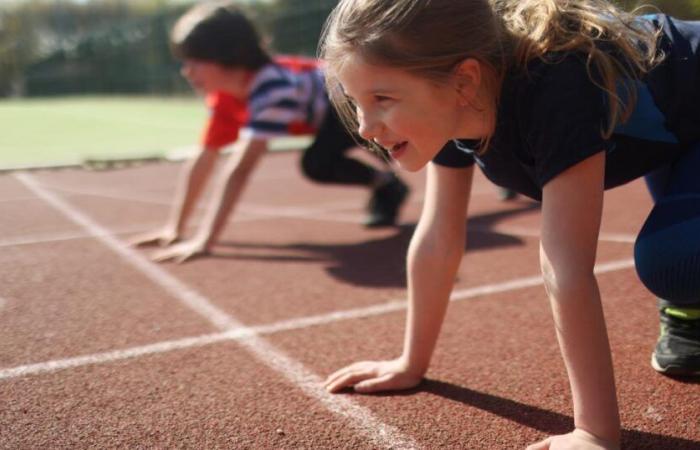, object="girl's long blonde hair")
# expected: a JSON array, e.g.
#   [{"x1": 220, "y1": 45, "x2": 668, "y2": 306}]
[{"x1": 320, "y1": 0, "x2": 663, "y2": 146}]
